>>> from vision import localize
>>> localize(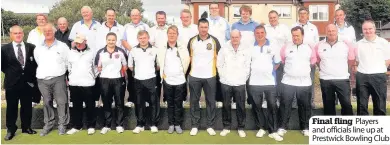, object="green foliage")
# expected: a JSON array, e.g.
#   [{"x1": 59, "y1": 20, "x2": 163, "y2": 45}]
[
  {"x1": 1, "y1": 9, "x2": 35, "y2": 35},
  {"x1": 340, "y1": 0, "x2": 390, "y2": 39},
  {"x1": 20, "y1": 25, "x2": 35, "y2": 42}
]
